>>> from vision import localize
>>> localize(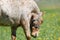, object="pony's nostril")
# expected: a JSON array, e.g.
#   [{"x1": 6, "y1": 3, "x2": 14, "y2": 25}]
[
  {"x1": 34, "y1": 25, "x2": 39, "y2": 28},
  {"x1": 35, "y1": 26, "x2": 38, "y2": 28}
]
